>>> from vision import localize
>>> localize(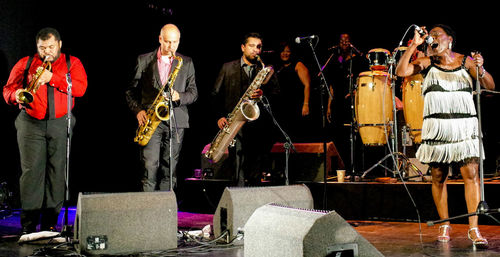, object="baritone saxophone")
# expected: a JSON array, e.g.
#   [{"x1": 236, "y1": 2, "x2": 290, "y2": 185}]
[
  {"x1": 134, "y1": 56, "x2": 183, "y2": 146},
  {"x1": 205, "y1": 56, "x2": 274, "y2": 163}
]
